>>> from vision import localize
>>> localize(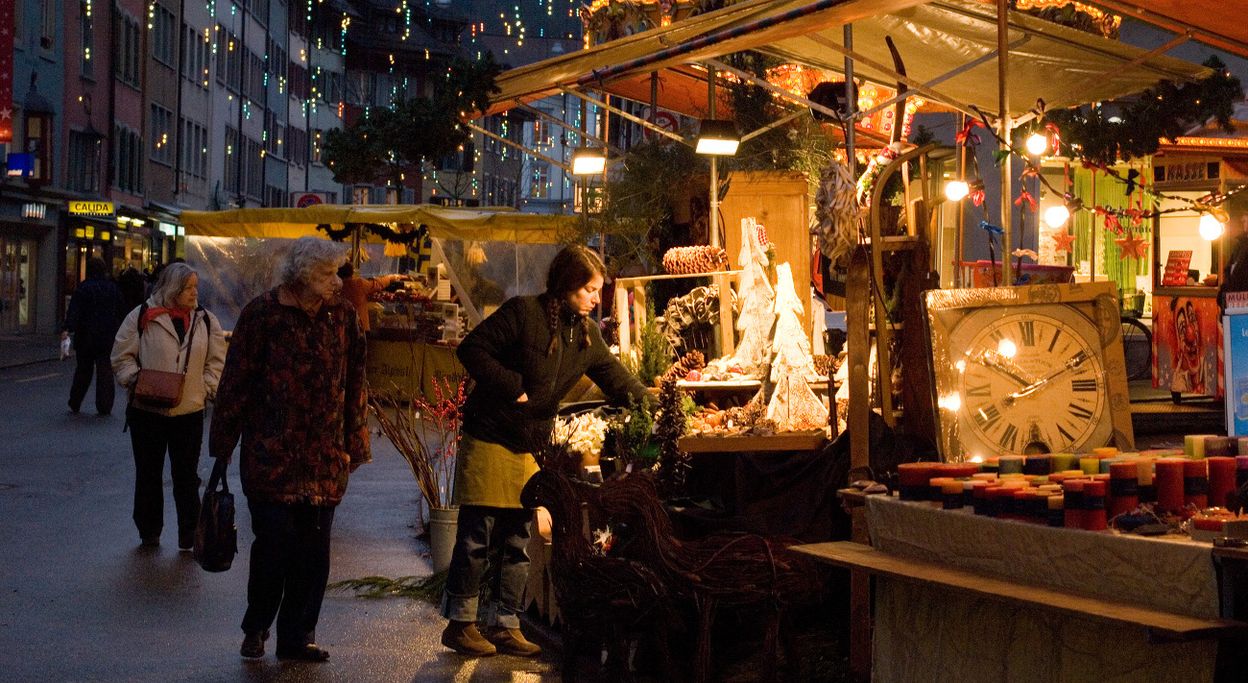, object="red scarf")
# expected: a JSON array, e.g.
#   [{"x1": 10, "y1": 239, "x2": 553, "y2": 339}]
[{"x1": 142, "y1": 306, "x2": 192, "y2": 332}]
